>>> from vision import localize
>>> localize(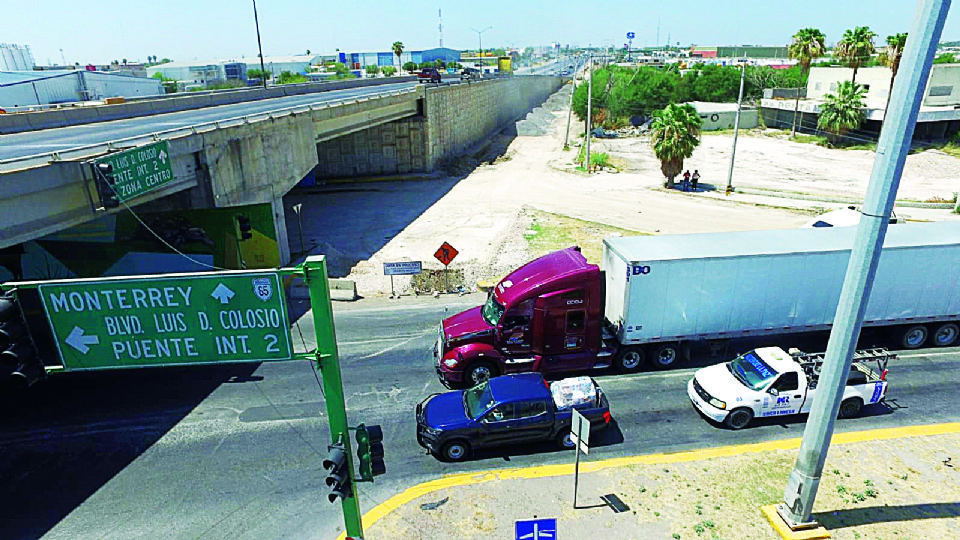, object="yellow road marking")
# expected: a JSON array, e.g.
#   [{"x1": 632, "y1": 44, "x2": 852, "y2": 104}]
[{"x1": 335, "y1": 422, "x2": 960, "y2": 540}]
